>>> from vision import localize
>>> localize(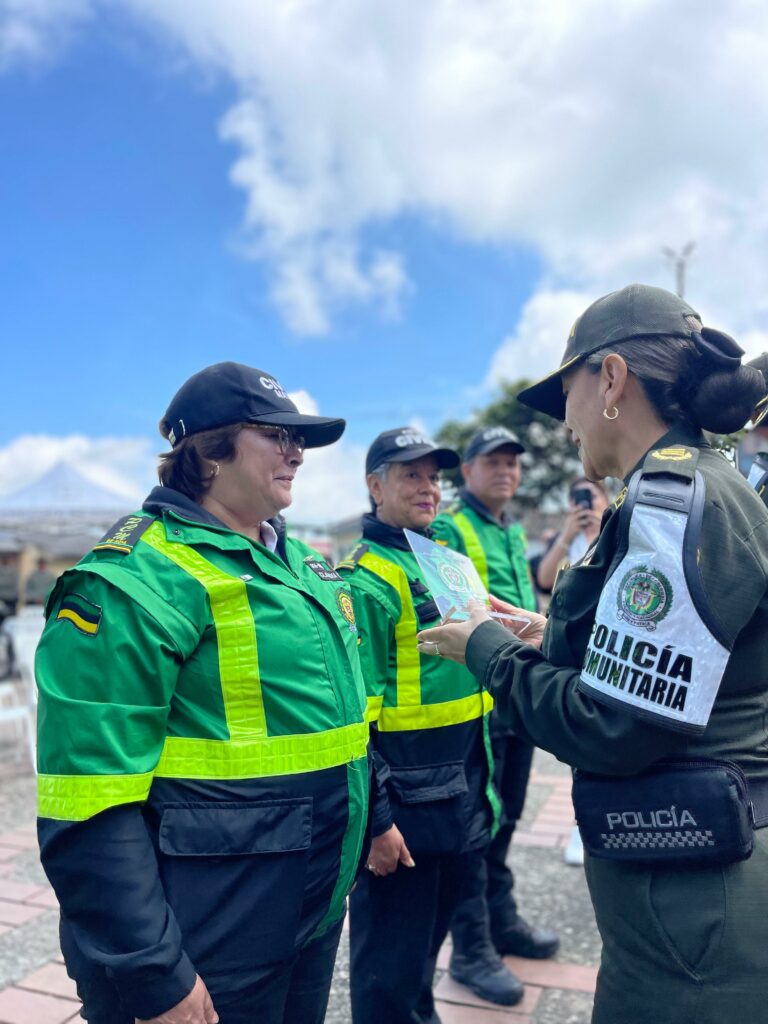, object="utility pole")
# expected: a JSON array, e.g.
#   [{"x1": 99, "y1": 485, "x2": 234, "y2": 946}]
[{"x1": 662, "y1": 241, "x2": 695, "y2": 298}]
